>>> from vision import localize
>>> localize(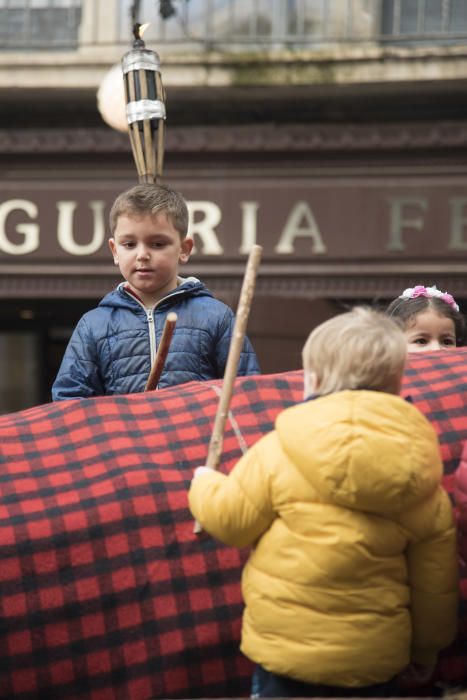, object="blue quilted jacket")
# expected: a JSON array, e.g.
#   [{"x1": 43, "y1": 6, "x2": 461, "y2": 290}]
[{"x1": 52, "y1": 278, "x2": 260, "y2": 400}]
